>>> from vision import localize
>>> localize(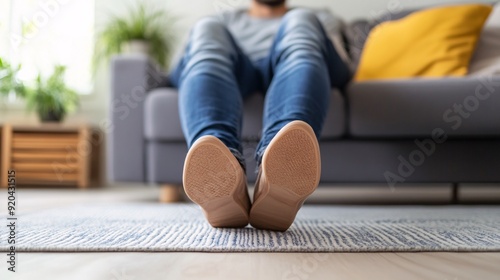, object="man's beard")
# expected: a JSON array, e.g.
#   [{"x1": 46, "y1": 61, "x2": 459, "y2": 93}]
[{"x1": 255, "y1": 0, "x2": 286, "y2": 7}]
